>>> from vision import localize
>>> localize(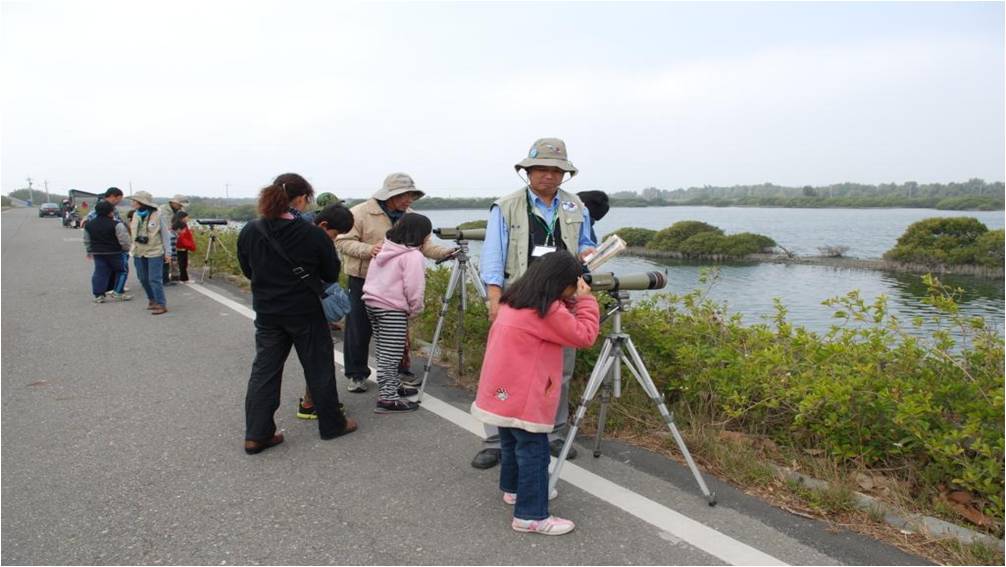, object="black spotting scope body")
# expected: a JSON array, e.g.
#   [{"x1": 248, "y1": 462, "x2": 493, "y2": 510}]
[
  {"x1": 583, "y1": 271, "x2": 667, "y2": 291},
  {"x1": 196, "y1": 219, "x2": 229, "y2": 226}
]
